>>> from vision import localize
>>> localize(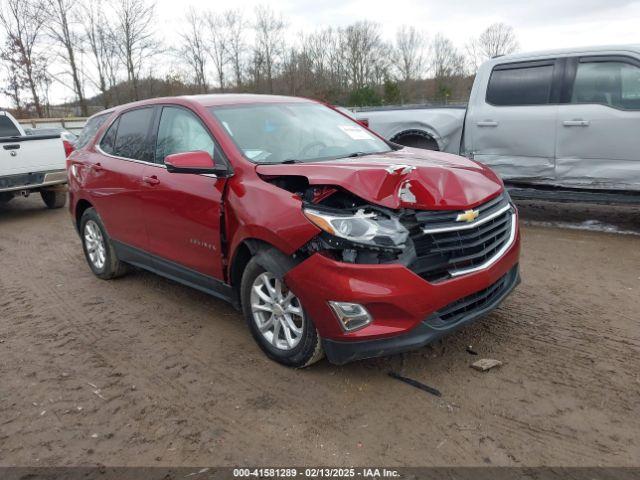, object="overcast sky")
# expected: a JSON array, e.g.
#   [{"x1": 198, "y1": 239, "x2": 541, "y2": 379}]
[
  {"x1": 155, "y1": 0, "x2": 640, "y2": 49},
  {"x1": 4, "y1": 0, "x2": 640, "y2": 107}
]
